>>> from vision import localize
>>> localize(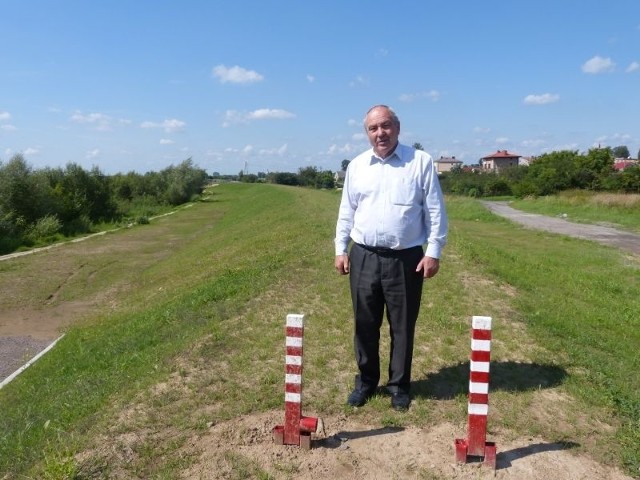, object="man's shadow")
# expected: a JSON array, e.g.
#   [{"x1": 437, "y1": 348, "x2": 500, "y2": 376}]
[
  {"x1": 412, "y1": 360, "x2": 576, "y2": 469},
  {"x1": 411, "y1": 360, "x2": 568, "y2": 400}
]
